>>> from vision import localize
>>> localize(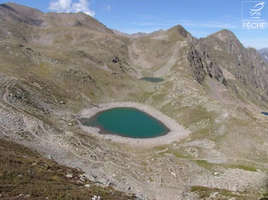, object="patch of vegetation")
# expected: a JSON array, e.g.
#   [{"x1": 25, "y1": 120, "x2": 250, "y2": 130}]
[
  {"x1": 153, "y1": 145, "x2": 191, "y2": 159},
  {"x1": 194, "y1": 160, "x2": 215, "y2": 170},
  {"x1": 261, "y1": 192, "x2": 268, "y2": 199},
  {"x1": 194, "y1": 159, "x2": 258, "y2": 172},
  {"x1": 152, "y1": 93, "x2": 167, "y2": 104},
  {"x1": 226, "y1": 164, "x2": 257, "y2": 172},
  {"x1": 0, "y1": 139, "x2": 135, "y2": 200},
  {"x1": 189, "y1": 128, "x2": 211, "y2": 141},
  {"x1": 167, "y1": 149, "x2": 190, "y2": 159},
  {"x1": 137, "y1": 91, "x2": 154, "y2": 103},
  {"x1": 190, "y1": 185, "x2": 254, "y2": 200},
  {"x1": 178, "y1": 105, "x2": 216, "y2": 128},
  {"x1": 161, "y1": 102, "x2": 181, "y2": 119},
  {"x1": 153, "y1": 145, "x2": 169, "y2": 151}
]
